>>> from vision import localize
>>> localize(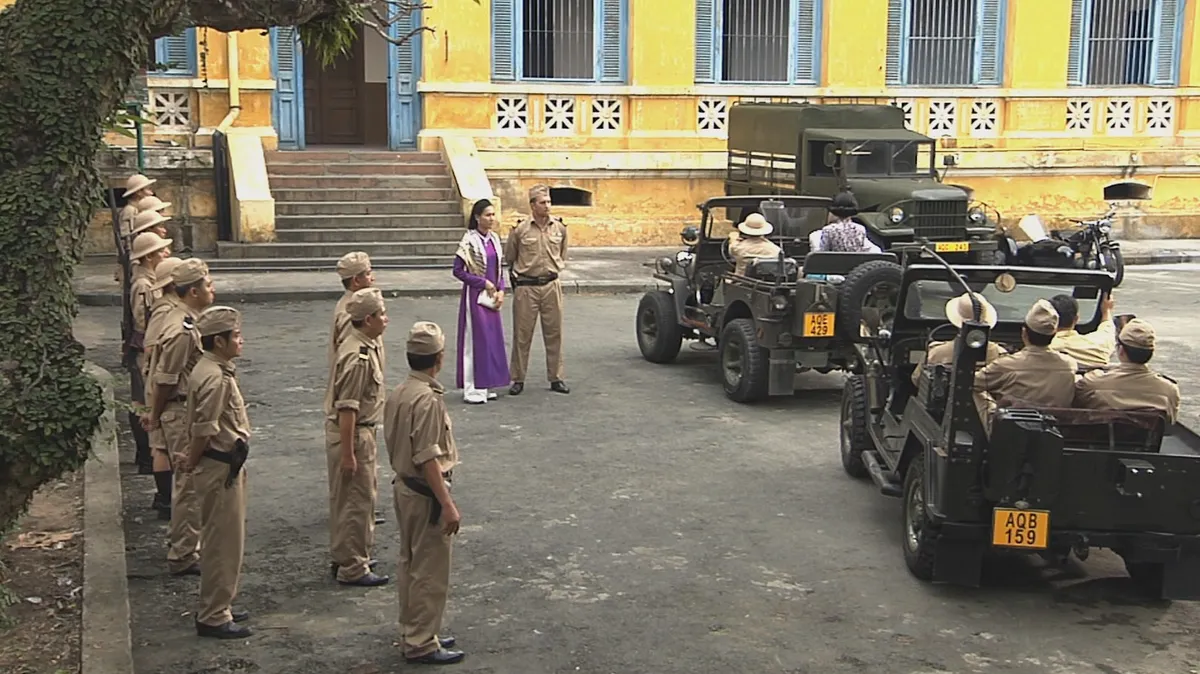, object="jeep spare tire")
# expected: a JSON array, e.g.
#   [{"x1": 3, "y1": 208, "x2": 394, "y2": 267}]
[{"x1": 837, "y1": 260, "x2": 903, "y2": 340}]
